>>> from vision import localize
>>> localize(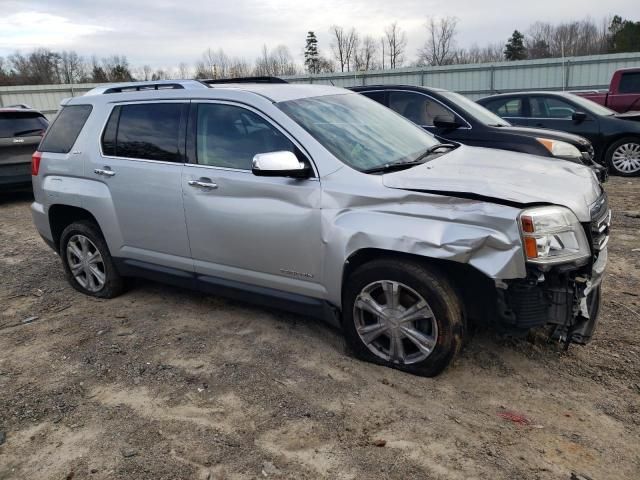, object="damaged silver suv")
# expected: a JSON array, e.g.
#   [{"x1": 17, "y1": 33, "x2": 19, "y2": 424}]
[{"x1": 31, "y1": 80, "x2": 609, "y2": 376}]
